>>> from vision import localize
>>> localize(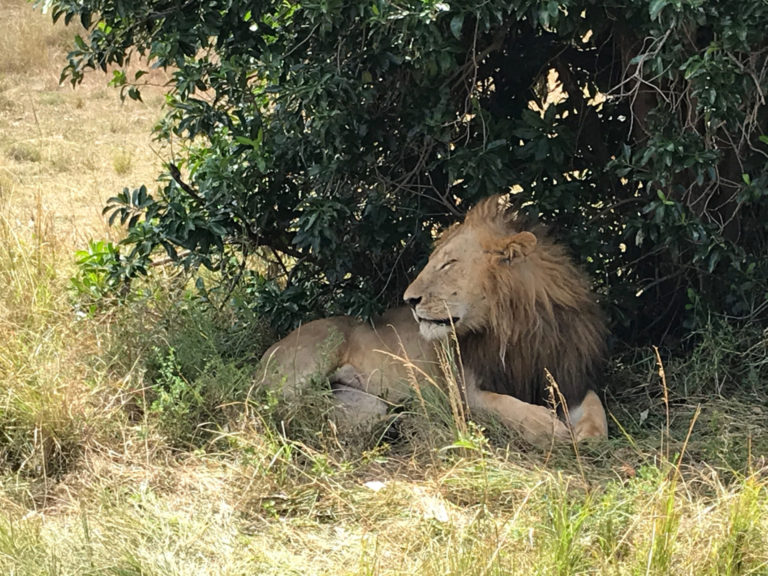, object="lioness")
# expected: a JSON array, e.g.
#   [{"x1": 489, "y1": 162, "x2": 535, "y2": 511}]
[{"x1": 258, "y1": 195, "x2": 608, "y2": 446}]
